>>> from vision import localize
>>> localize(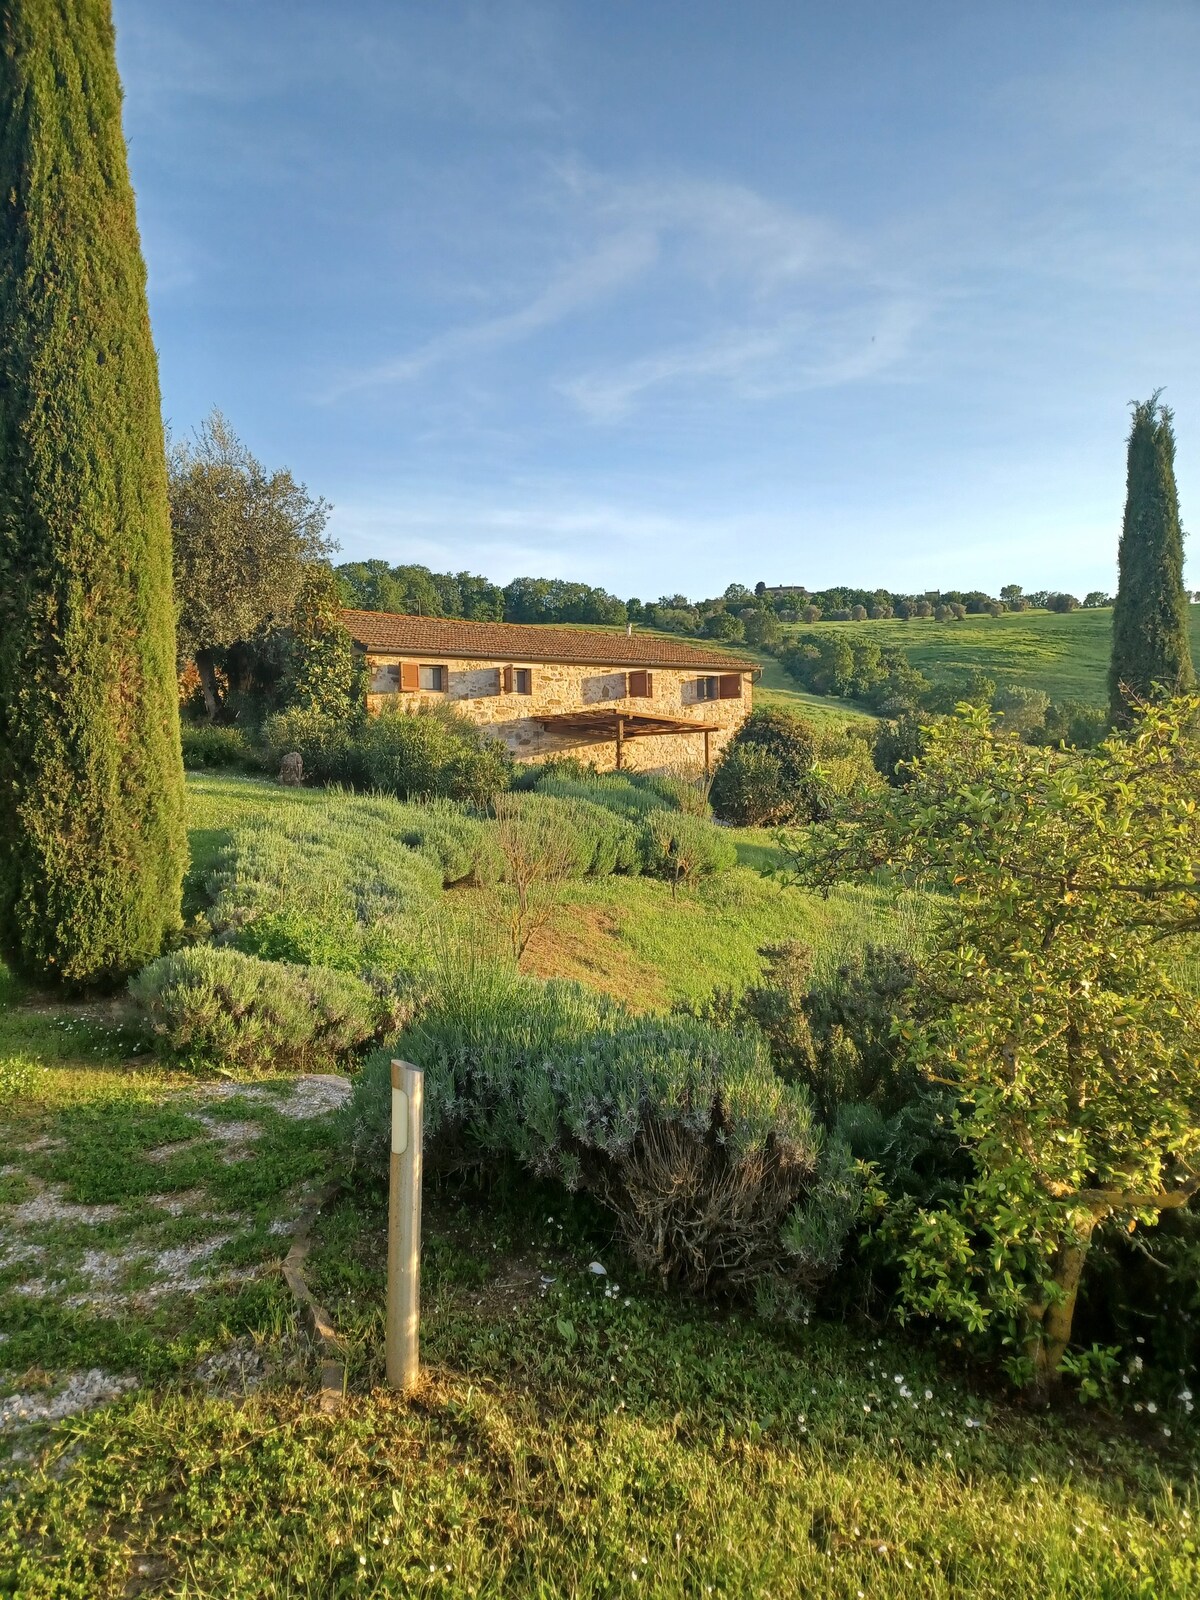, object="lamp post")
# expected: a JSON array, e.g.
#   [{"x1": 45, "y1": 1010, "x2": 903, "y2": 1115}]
[{"x1": 386, "y1": 1059, "x2": 424, "y2": 1391}]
